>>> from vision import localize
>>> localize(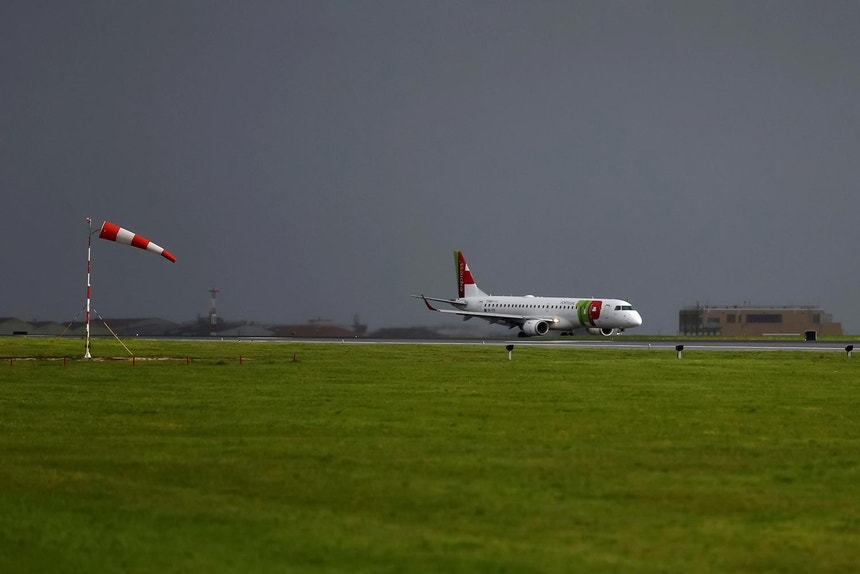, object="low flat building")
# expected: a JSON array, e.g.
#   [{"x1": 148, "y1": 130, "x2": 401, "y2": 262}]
[
  {"x1": 0, "y1": 317, "x2": 35, "y2": 335},
  {"x1": 679, "y1": 305, "x2": 842, "y2": 337}
]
